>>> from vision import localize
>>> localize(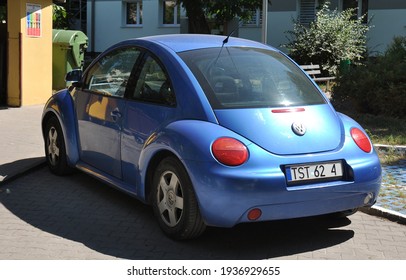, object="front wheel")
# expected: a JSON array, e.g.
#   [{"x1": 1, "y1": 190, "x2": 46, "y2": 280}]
[
  {"x1": 44, "y1": 116, "x2": 73, "y2": 175},
  {"x1": 151, "y1": 157, "x2": 206, "y2": 240}
]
